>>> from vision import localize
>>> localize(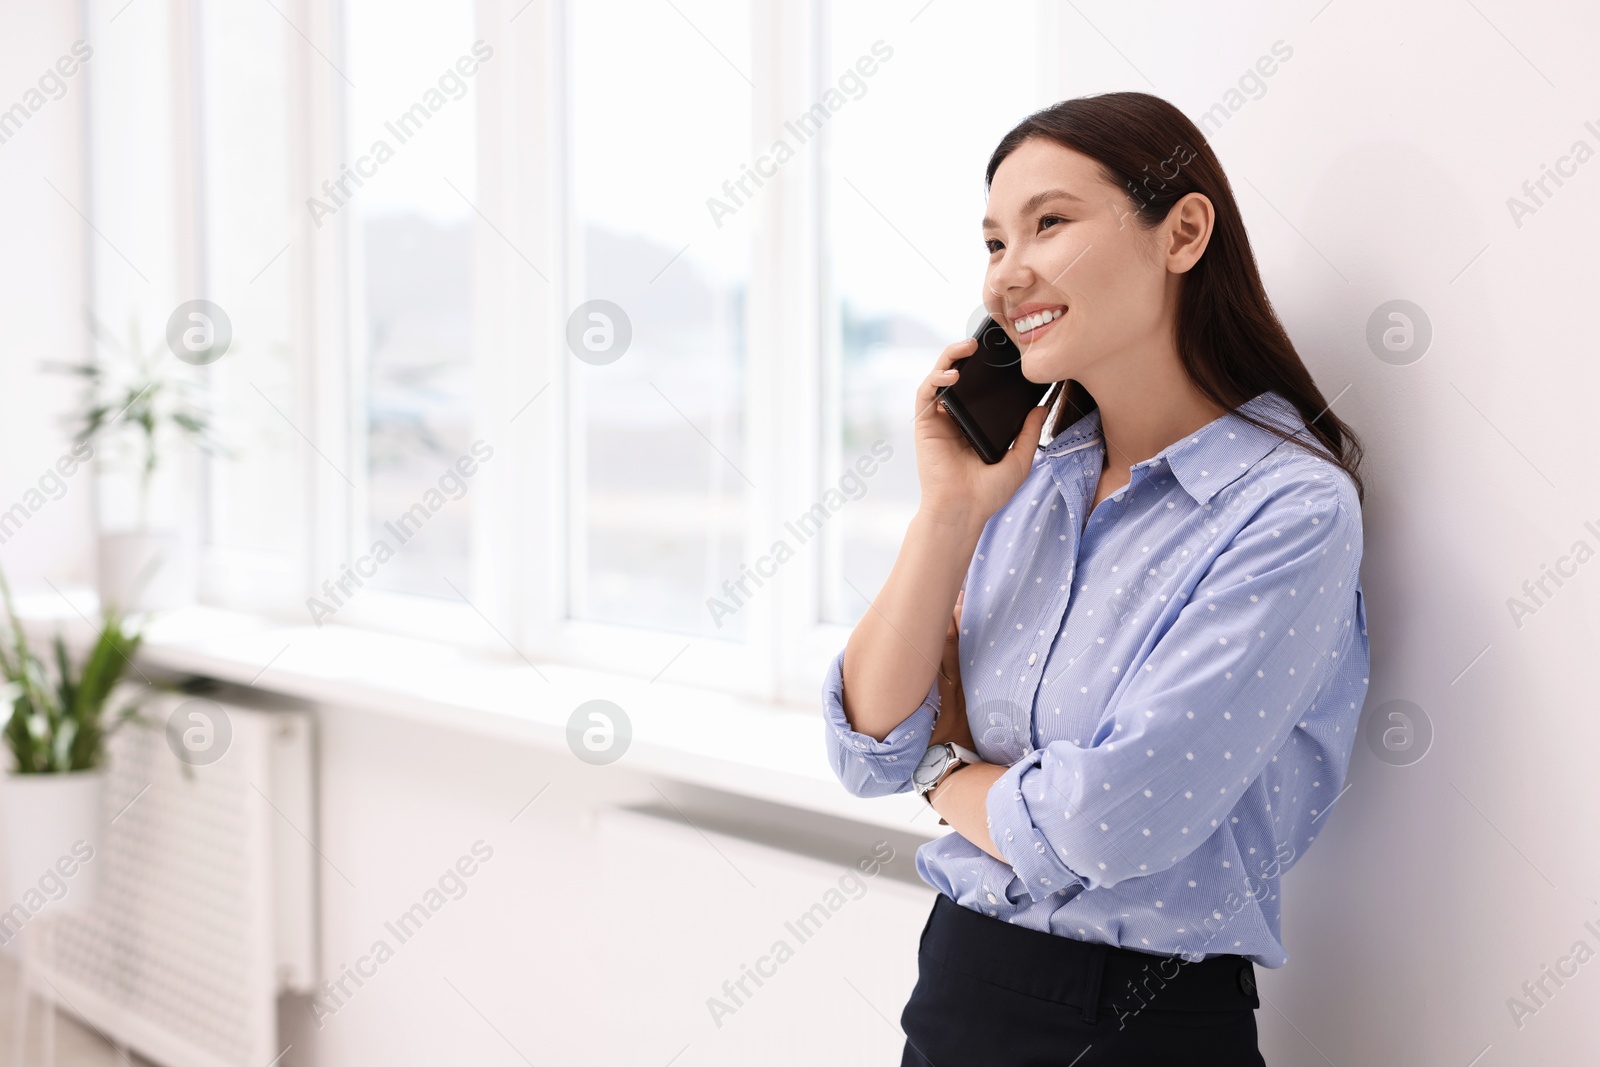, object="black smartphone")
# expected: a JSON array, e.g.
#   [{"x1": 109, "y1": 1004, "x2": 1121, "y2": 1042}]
[{"x1": 935, "y1": 316, "x2": 1051, "y2": 464}]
